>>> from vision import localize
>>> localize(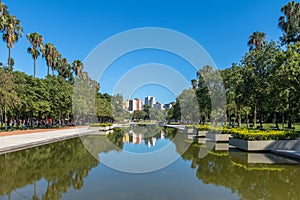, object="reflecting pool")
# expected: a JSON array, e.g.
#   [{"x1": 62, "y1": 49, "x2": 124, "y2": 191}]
[{"x1": 0, "y1": 126, "x2": 299, "y2": 200}]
